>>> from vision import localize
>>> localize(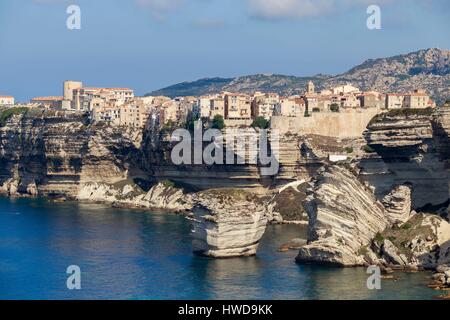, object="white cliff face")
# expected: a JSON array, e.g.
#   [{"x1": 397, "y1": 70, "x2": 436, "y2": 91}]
[
  {"x1": 361, "y1": 107, "x2": 450, "y2": 209},
  {"x1": 294, "y1": 164, "x2": 450, "y2": 270},
  {"x1": 77, "y1": 182, "x2": 192, "y2": 212},
  {"x1": 382, "y1": 185, "x2": 413, "y2": 225},
  {"x1": 190, "y1": 189, "x2": 268, "y2": 258},
  {"x1": 296, "y1": 165, "x2": 390, "y2": 266}
]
